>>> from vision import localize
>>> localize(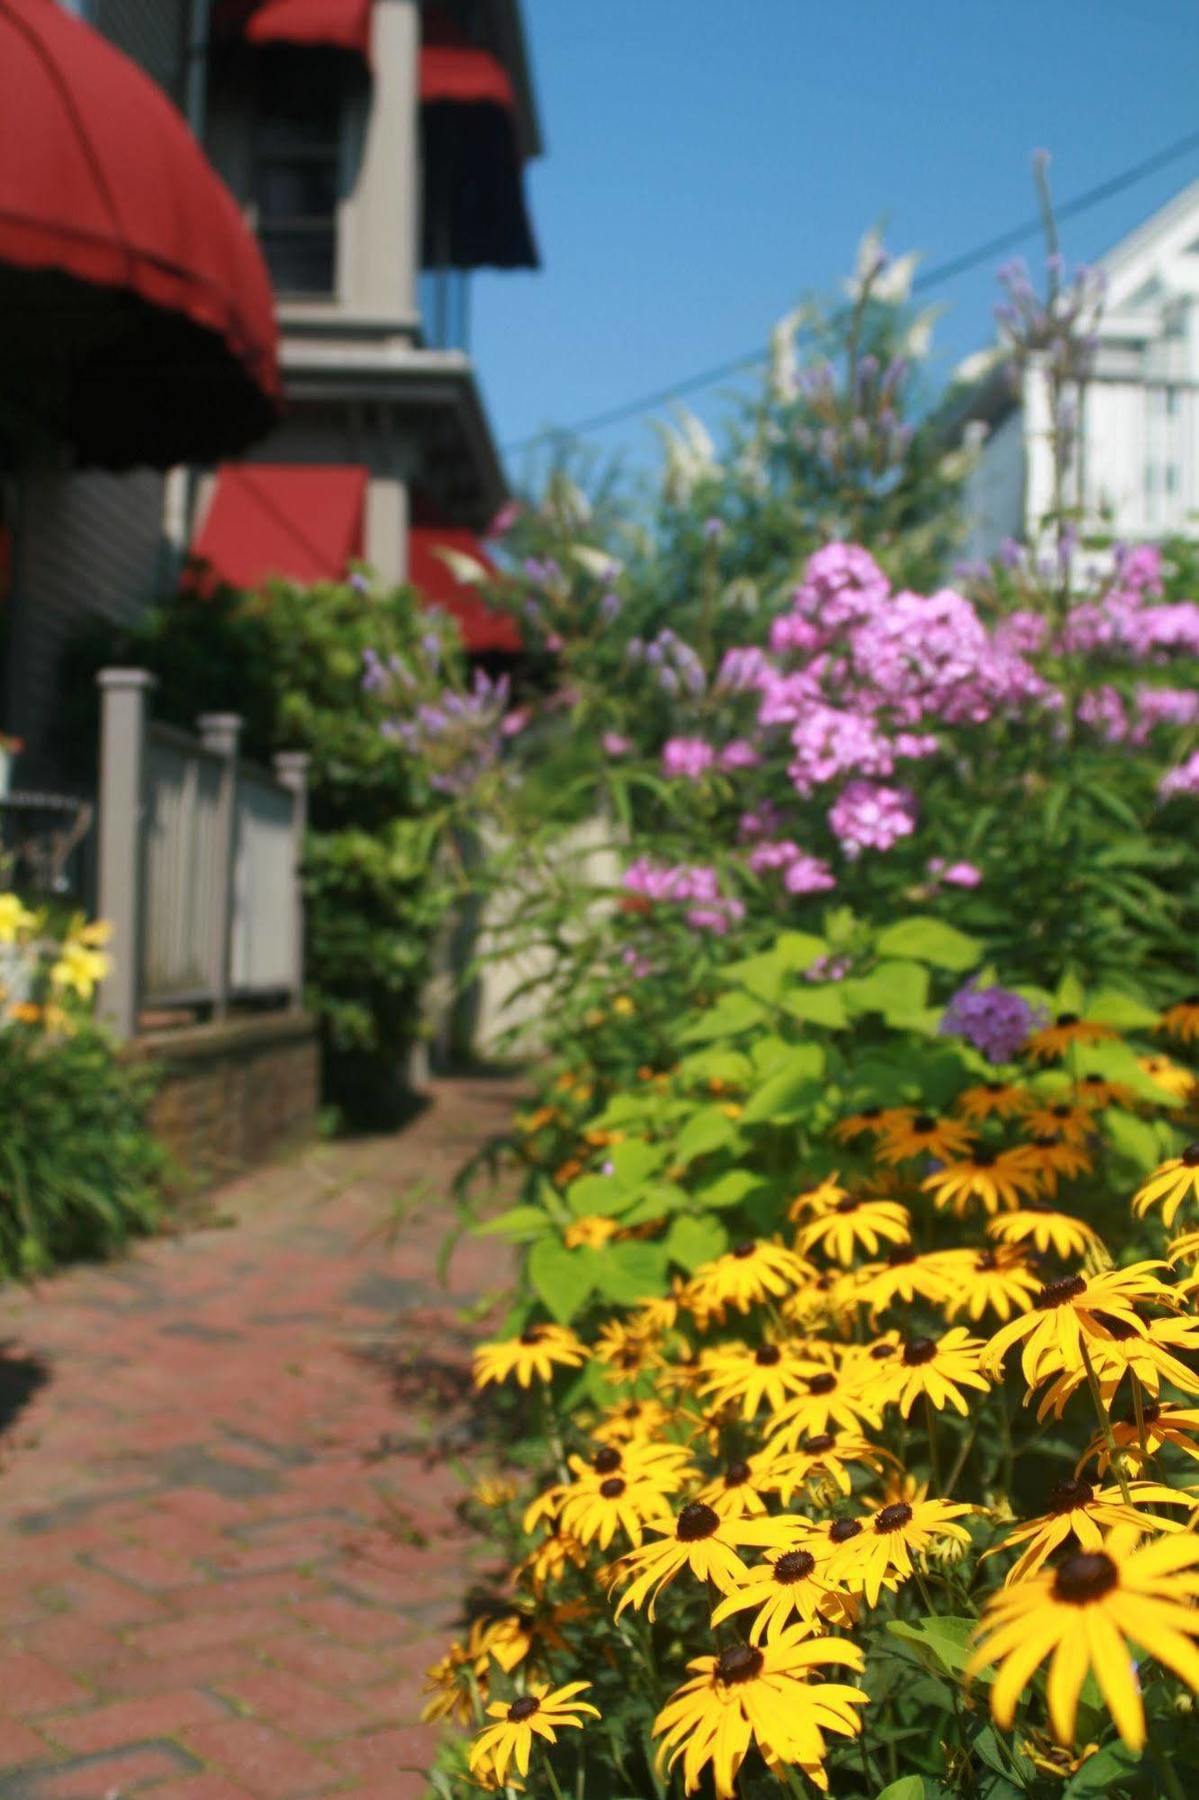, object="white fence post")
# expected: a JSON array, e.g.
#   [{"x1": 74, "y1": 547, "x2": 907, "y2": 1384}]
[
  {"x1": 272, "y1": 751, "x2": 310, "y2": 1010},
  {"x1": 197, "y1": 713, "x2": 243, "y2": 1020},
  {"x1": 96, "y1": 669, "x2": 156, "y2": 1040}
]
